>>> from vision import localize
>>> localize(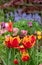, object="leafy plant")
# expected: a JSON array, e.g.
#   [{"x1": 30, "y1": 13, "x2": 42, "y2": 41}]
[
  {"x1": 0, "y1": 19, "x2": 42, "y2": 65},
  {"x1": 14, "y1": 19, "x2": 42, "y2": 34},
  {"x1": 0, "y1": 9, "x2": 4, "y2": 22}
]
